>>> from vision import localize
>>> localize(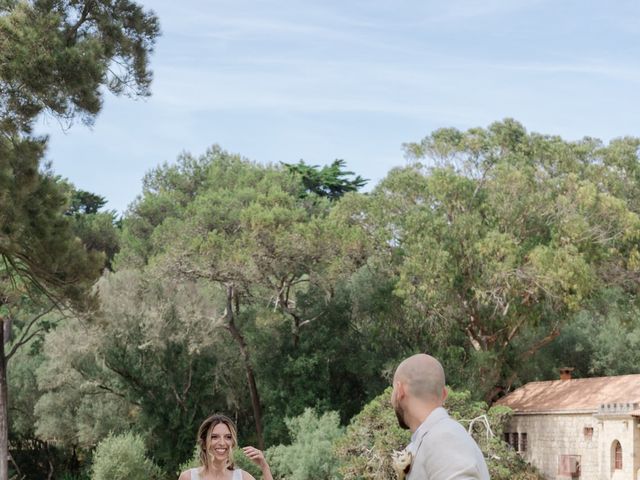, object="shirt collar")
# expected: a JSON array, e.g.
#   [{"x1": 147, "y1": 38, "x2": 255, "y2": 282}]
[{"x1": 408, "y1": 407, "x2": 448, "y2": 453}]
